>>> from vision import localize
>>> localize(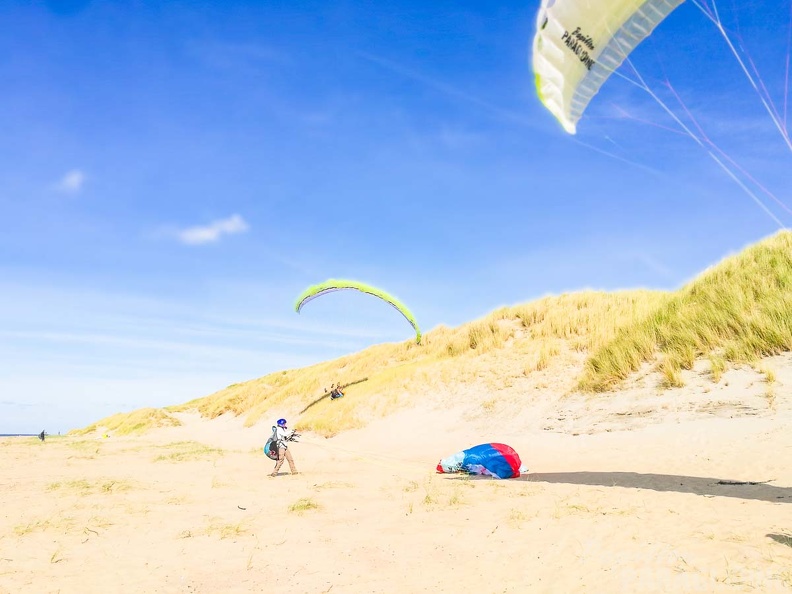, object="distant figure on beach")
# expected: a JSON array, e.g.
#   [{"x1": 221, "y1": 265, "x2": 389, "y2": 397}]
[
  {"x1": 329, "y1": 383, "x2": 344, "y2": 400},
  {"x1": 270, "y1": 418, "x2": 299, "y2": 477},
  {"x1": 38, "y1": 430, "x2": 46, "y2": 442}
]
